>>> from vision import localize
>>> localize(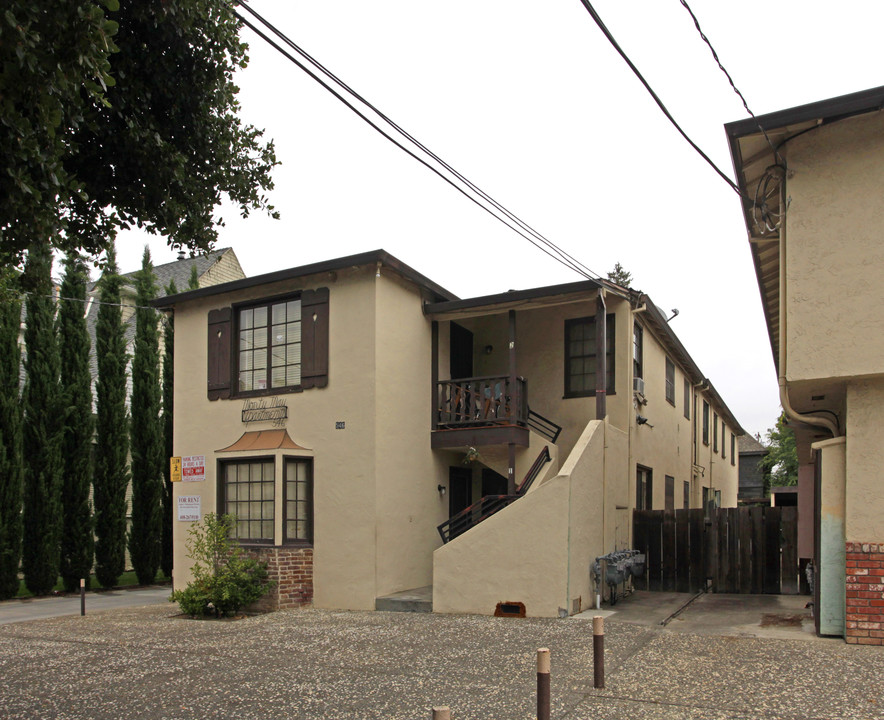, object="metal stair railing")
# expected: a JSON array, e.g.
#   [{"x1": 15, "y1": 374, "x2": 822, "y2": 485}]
[{"x1": 437, "y1": 445, "x2": 552, "y2": 544}]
